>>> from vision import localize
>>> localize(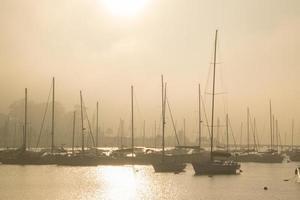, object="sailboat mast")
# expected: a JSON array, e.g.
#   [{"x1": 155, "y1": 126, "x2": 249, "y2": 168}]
[
  {"x1": 226, "y1": 113, "x2": 229, "y2": 152},
  {"x1": 253, "y1": 117, "x2": 257, "y2": 151},
  {"x1": 154, "y1": 120, "x2": 156, "y2": 148},
  {"x1": 276, "y1": 119, "x2": 279, "y2": 153},
  {"x1": 217, "y1": 118, "x2": 220, "y2": 146},
  {"x1": 240, "y1": 122, "x2": 243, "y2": 150},
  {"x1": 23, "y1": 88, "x2": 28, "y2": 150},
  {"x1": 96, "y1": 101, "x2": 99, "y2": 148},
  {"x1": 247, "y1": 107, "x2": 250, "y2": 153},
  {"x1": 272, "y1": 115, "x2": 275, "y2": 151},
  {"x1": 51, "y1": 77, "x2": 55, "y2": 153},
  {"x1": 131, "y1": 85, "x2": 134, "y2": 159},
  {"x1": 14, "y1": 121, "x2": 17, "y2": 148},
  {"x1": 291, "y1": 119, "x2": 294, "y2": 151},
  {"x1": 183, "y1": 118, "x2": 186, "y2": 146},
  {"x1": 118, "y1": 119, "x2": 123, "y2": 148},
  {"x1": 80, "y1": 91, "x2": 84, "y2": 153},
  {"x1": 210, "y1": 29, "x2": 218, "y2": 161},
  {"x1": 269, "y1": 100, "x2": 273, "y2": 150},
  {"x1": 162, "y1": 83, "x2": 167, "y2": 160},
  {"x1": 72, "y1": 111, "x2": 76, "y2": 155},
  {"x1": 143, "y1": 120, "x2": 145, "y2": 147},
  {"x1": 198, "y1": 84, "x2": 202, "y2": 148},
  {"x1": 161, "y1": 75, "x2": 164, "y2": 160}
]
